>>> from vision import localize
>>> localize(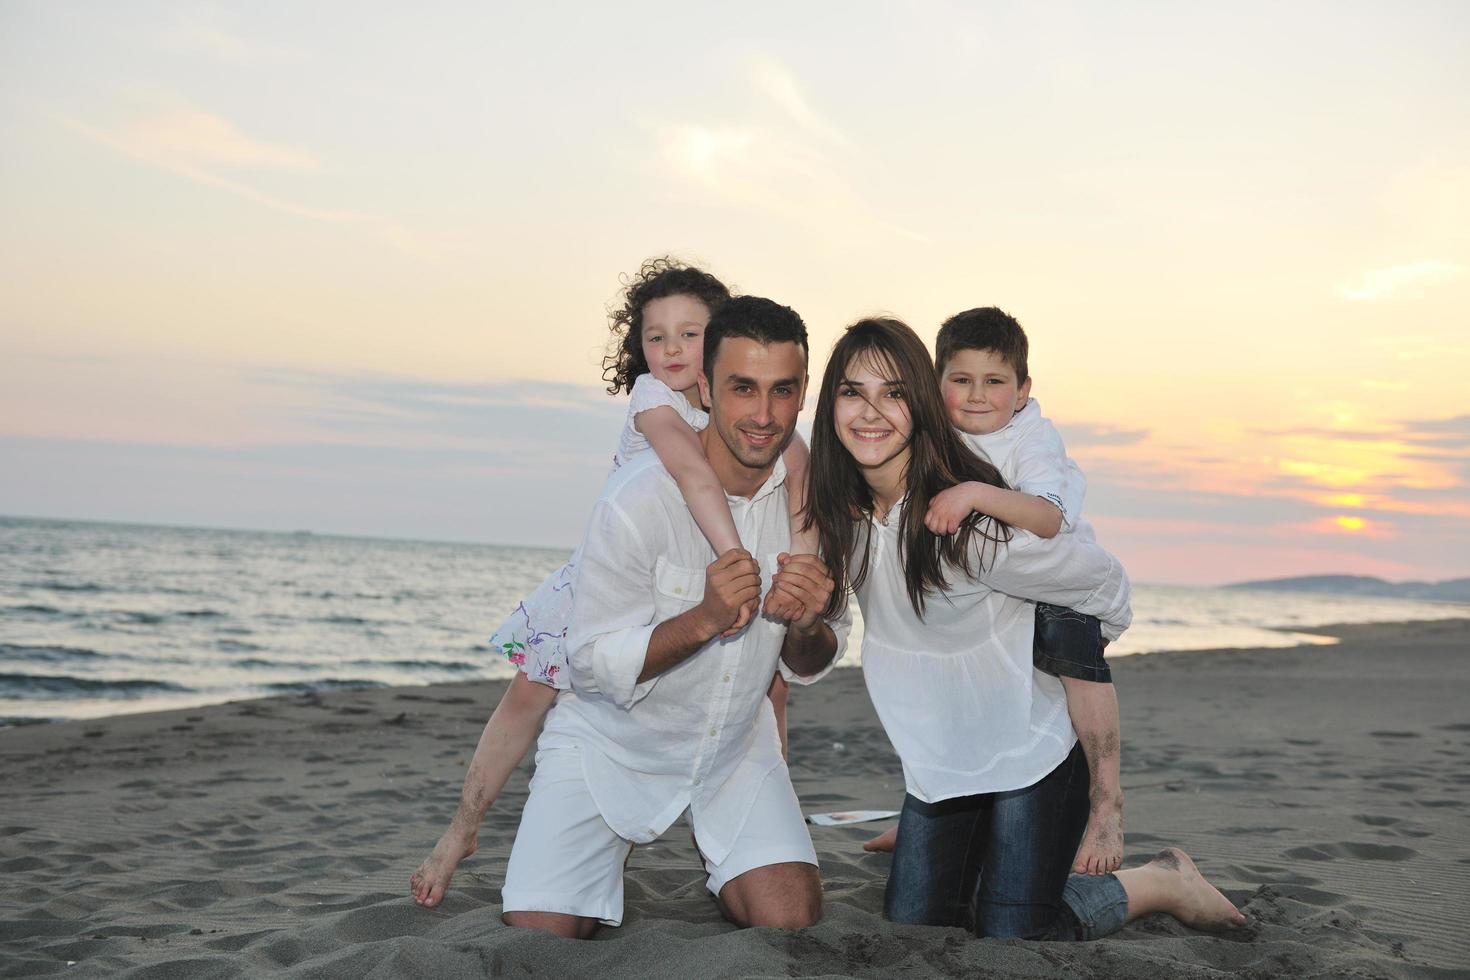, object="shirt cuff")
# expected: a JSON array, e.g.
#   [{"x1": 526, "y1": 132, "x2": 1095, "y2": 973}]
[
  {"x1": 590, "y1": 625, "x2": 660, "y2": 708},
  {"x1": 1035, "y1": 490, "x2": 1074, "y2": 531},
  {"x1": 1096, "y1": 559, "x2": 1132, "y2": 642},
  {"x1": 778, "y1": 620, "x2": 846, "y2": 686}
]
